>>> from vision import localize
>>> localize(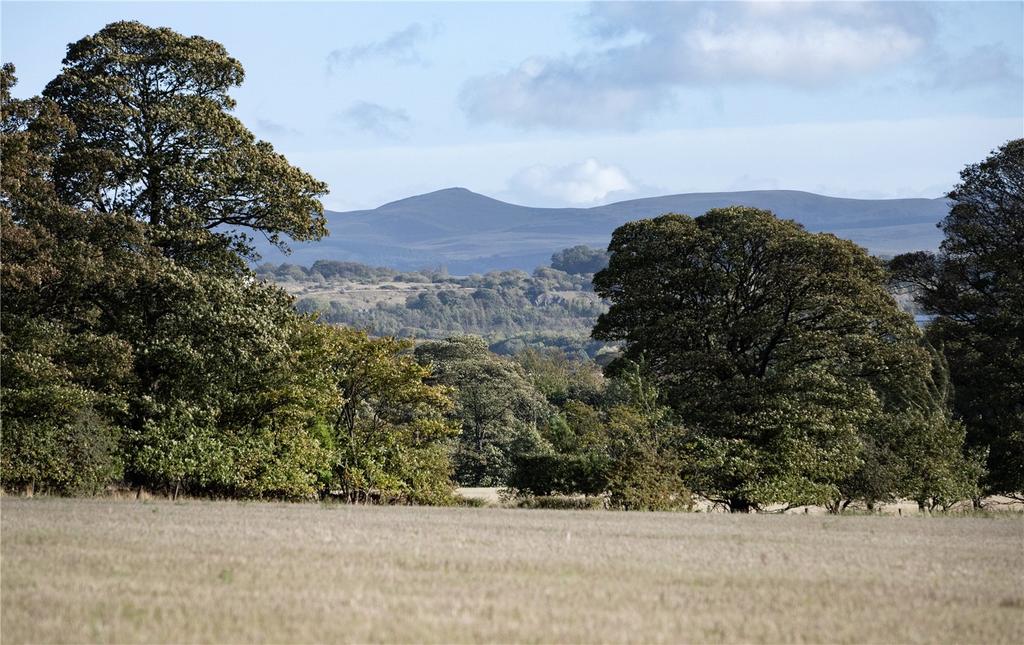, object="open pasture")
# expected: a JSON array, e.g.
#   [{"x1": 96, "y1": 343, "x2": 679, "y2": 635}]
[{"x1": 2, "y1": 497, "x2": 1022, "y2": 643}]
